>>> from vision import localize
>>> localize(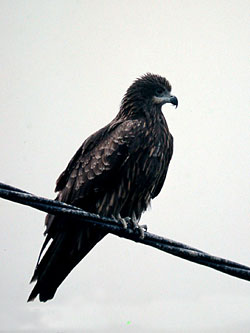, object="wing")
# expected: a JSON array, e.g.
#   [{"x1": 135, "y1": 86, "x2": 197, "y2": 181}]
[
  {"x1": 55, "y1": 119, "x2": 140, "y2": 207},
  {"x1": 30, "y1": 118, "x2": 141, "y2": 301},
  {"x1": 55, "y1": 120, "x2": 122, "y2": 192}
]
